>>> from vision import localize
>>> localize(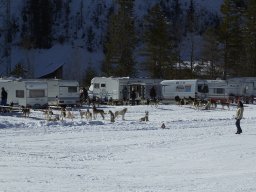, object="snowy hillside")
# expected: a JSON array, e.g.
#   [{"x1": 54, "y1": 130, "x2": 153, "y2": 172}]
[
  {"x1": 2, "y1": 0, "x2": 224, "y2": 82},
  {"x1": 0, "y1": 103, "x2": 256, "y2": 191}
]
